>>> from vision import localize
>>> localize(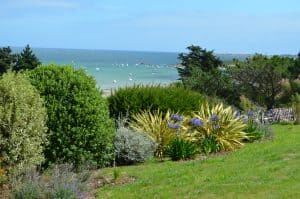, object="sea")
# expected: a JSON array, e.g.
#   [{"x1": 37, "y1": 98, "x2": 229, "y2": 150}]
[
  {"x1": 13, "y1": 47, "x2": 180, "y2": 90},
  {"x1": 11, "y1": 47, "x2": 252, "y2": 91}
]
